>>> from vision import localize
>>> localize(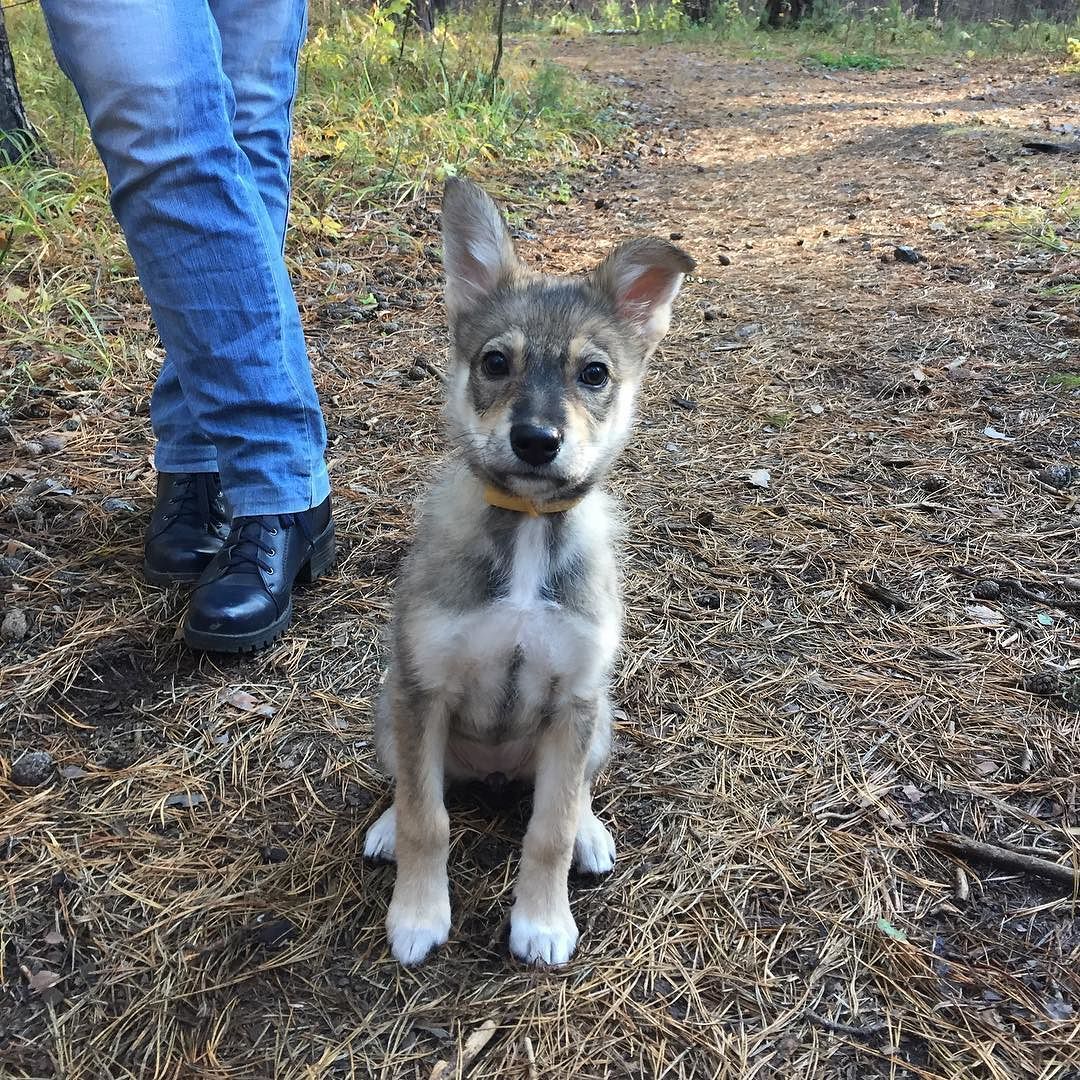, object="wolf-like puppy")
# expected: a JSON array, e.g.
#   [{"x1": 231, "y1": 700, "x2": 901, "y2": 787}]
[{"x1": 364, "y1": 178, "x2": 693, "y2": 967}]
